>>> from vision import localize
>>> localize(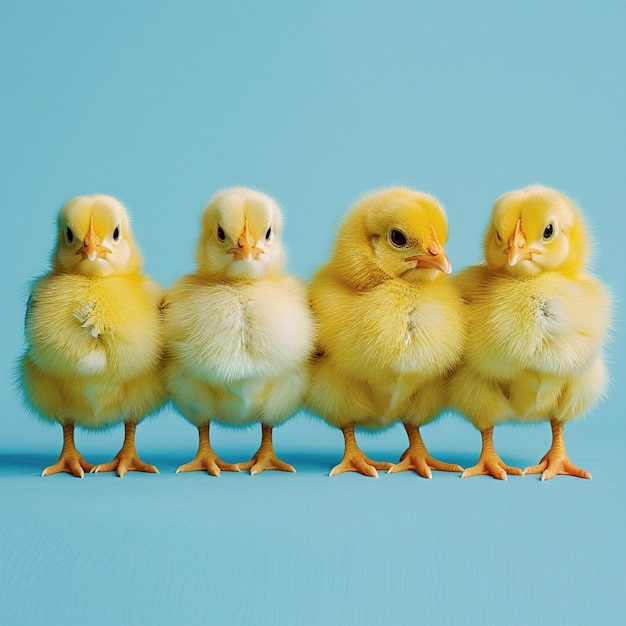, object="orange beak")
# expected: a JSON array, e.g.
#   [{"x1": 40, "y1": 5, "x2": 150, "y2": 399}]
[
  {"x1": 227, "y1": 218, "x2": 264, "y2": 263},
  {"x1": 405, "y1": 224, "x2": 452, "y2": 274},
  {"x1": 75, "y1": 215, "x2": 111, "y2": 262},
  {"x1": 505, "y1": 218, "x2": 541, "y2": 266}
]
